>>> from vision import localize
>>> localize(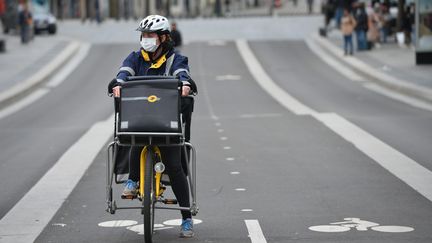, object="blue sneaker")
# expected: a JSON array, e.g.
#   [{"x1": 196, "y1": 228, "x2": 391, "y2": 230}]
[
  {"x1": 180, "y1": 218, "x2": 194, "y2": 238},
  {"x1": 122, "y1": 179, "x2": 138, "y2": 197}
]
